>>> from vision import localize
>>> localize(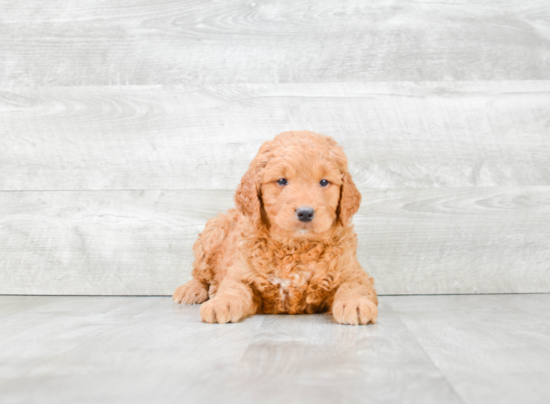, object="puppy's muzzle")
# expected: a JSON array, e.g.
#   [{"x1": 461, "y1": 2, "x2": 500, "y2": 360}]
[{"x1": 296, "y1": 207, "x2": 314, "y2": 222}]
